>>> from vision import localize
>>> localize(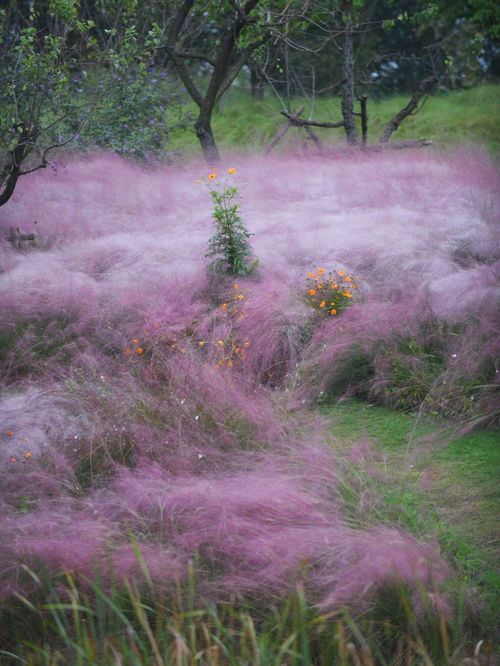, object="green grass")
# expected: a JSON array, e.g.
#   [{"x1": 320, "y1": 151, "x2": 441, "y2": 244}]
[
  {"x1": 322, "y1": 399, "x2": 499, "y2": 627},
  {"x1": 168, "y1": 83, "x2": 500, "y2": 158}
]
